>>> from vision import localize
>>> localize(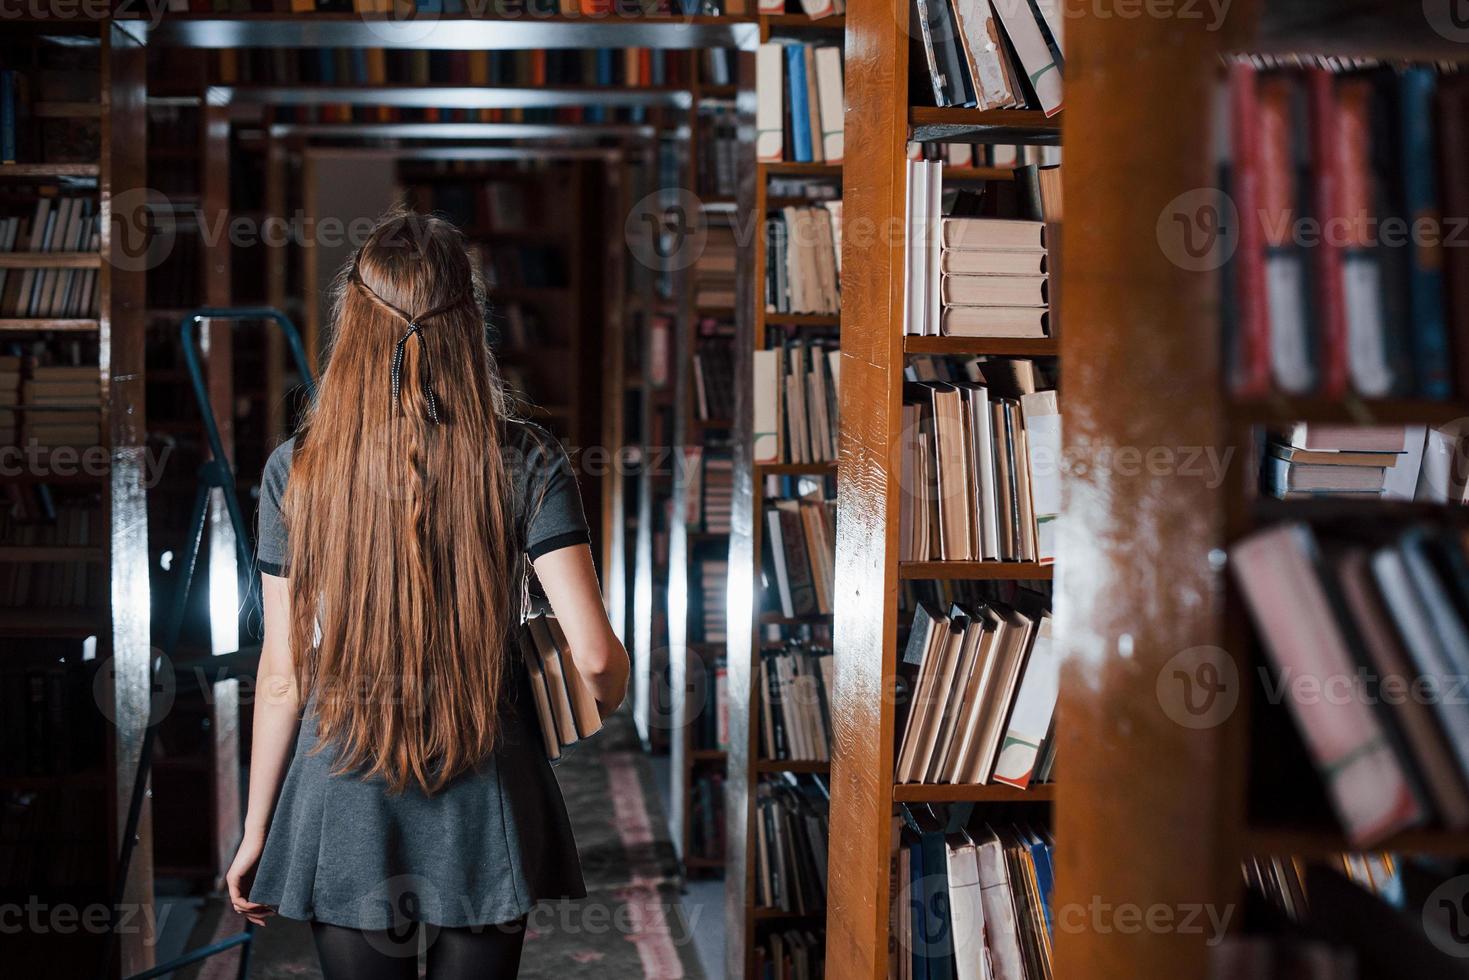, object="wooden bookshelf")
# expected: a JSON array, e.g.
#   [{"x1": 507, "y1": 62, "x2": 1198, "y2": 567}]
[
  {"x1": 824, "y1": 3, "x2": 1064, "y2": 978},
  {"x1": 0, "y1": 22, "x2": 153, "y2": 978}
]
